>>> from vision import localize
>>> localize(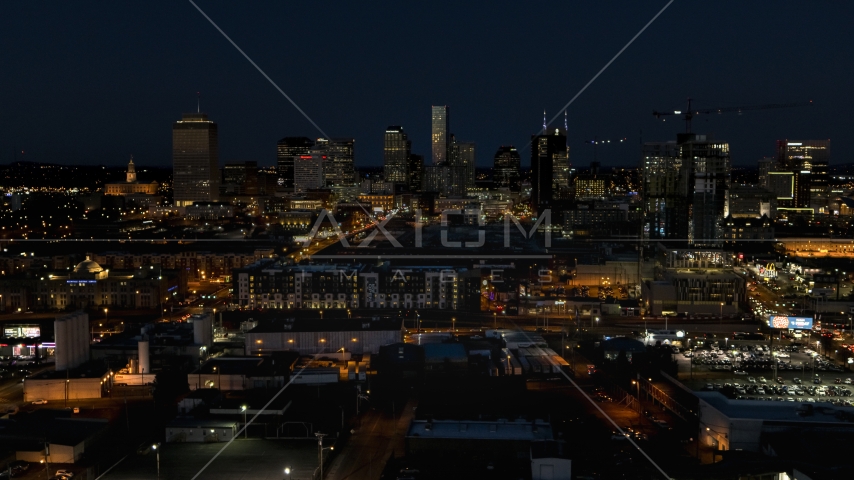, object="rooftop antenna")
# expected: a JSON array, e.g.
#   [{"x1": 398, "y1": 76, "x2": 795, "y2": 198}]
[
  {"x1": 197, "y1": 92, "x2": 200, "y2": 113},
  {"x1": 542, "y1": 110, "x2": 547, "y2": 135}
]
